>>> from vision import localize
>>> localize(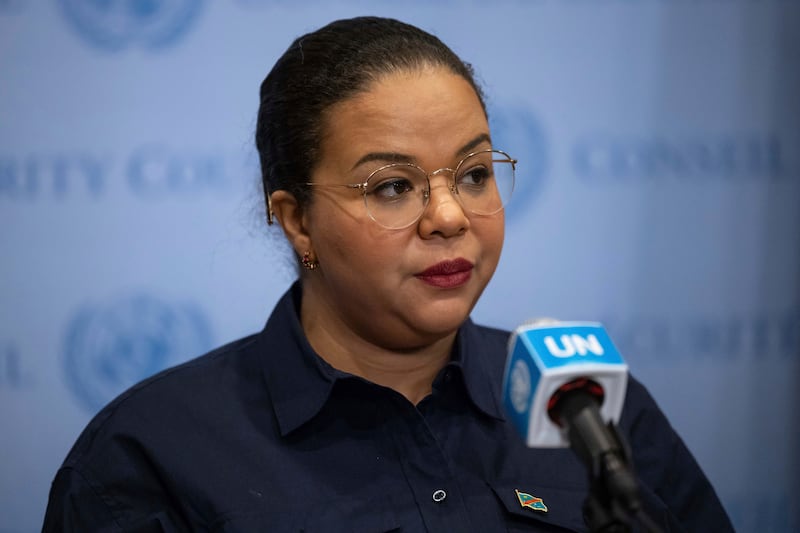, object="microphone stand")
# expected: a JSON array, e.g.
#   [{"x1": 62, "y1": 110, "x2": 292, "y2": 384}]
[{"x1": 556, "y1": 391, "x2": 663, "y2": 533}]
